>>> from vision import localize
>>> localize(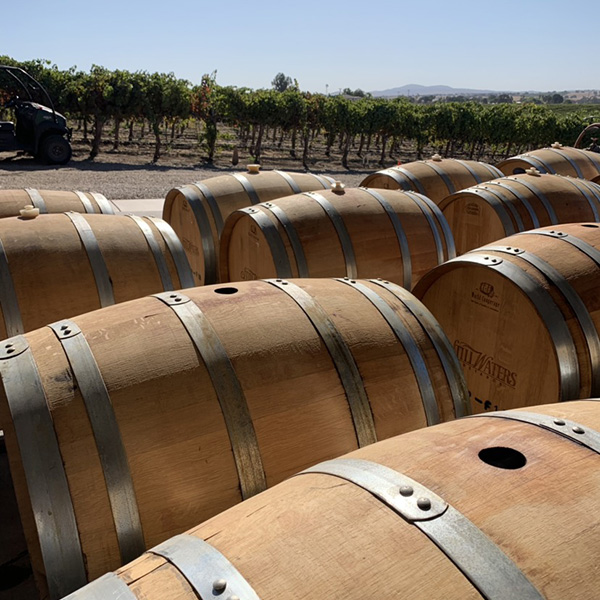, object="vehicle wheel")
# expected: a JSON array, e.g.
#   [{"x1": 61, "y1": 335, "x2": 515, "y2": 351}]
[{"x1": 40, "y1": 135, "x2": 72, "y2": 165}]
